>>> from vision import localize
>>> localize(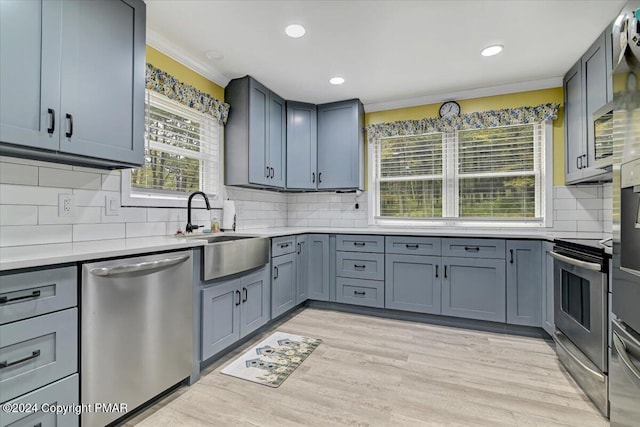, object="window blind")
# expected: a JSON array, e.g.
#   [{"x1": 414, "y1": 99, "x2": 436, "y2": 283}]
[{"x1": 130, "y1": 91, "x2": 220, "y2": 199}]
